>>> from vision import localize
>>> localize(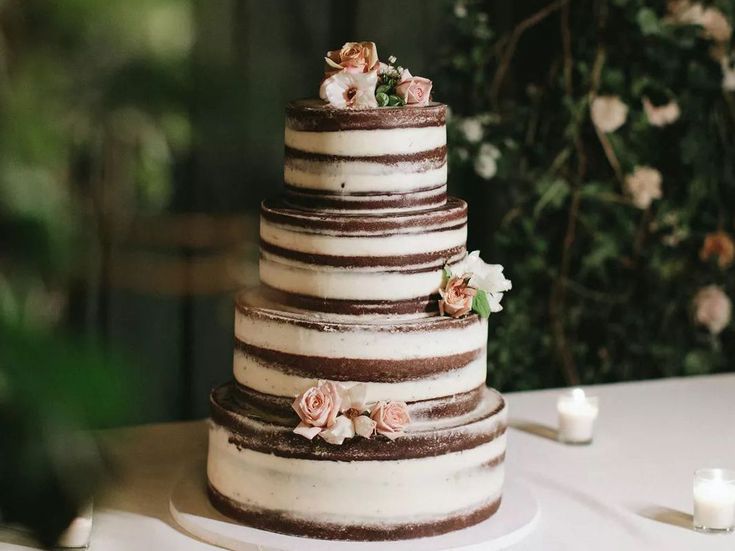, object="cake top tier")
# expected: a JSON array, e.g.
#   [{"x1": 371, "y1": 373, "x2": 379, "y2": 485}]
[{"x1": 286, "y1": 99, "x2": 446, "y2": 132}]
